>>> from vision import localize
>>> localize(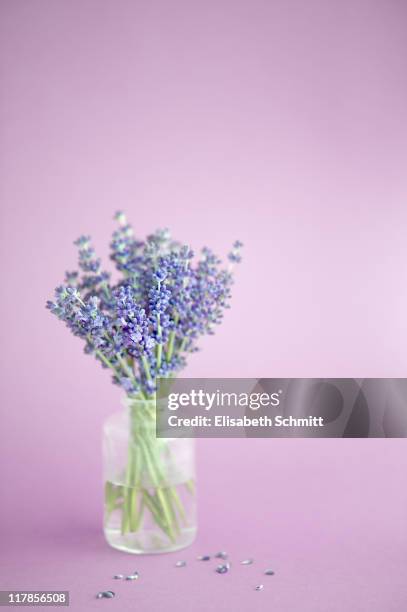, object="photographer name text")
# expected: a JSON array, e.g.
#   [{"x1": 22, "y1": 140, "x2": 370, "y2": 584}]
[{"x1": 166, "y1": 415, "x2": 324, "y2": 428}]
